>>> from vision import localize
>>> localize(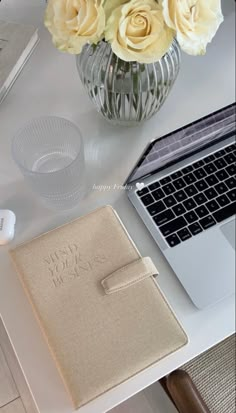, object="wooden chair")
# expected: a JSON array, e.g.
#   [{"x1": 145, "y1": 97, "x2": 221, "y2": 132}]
[{"x1": 161, "y1": 334, "x2": 236, "y2": 413}]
